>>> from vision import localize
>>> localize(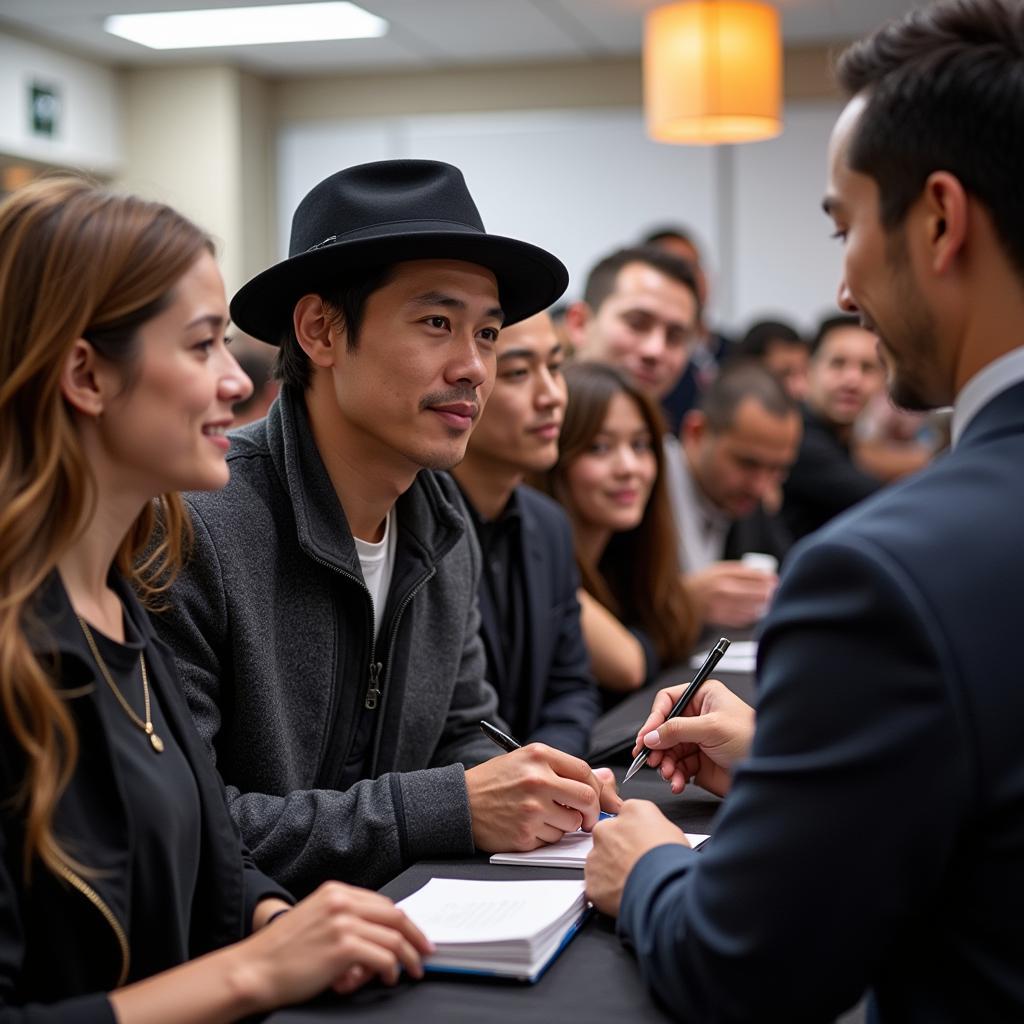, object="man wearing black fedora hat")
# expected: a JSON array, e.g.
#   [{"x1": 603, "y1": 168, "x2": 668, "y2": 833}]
[{"x1": 154, "y1": 159, "x2": 619, "y2": 896}]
